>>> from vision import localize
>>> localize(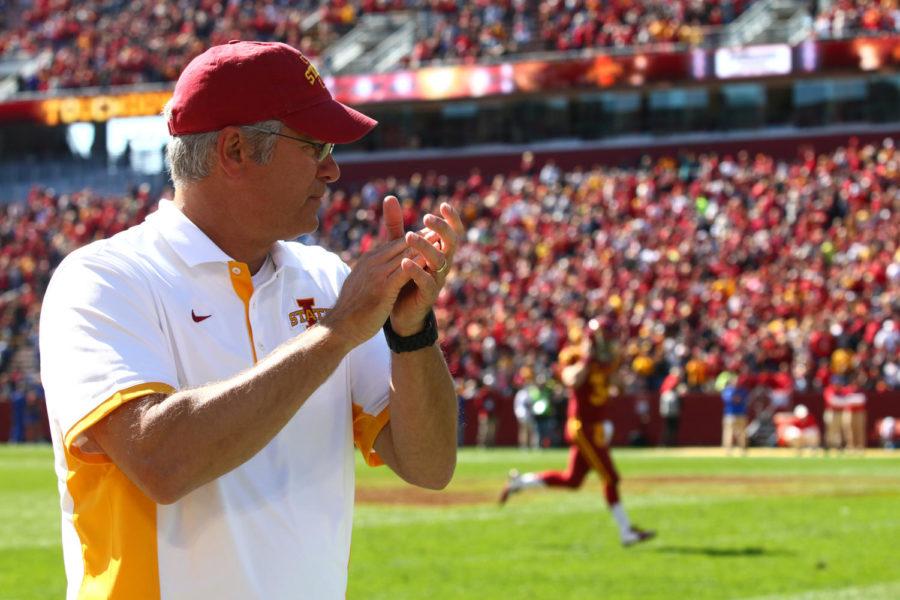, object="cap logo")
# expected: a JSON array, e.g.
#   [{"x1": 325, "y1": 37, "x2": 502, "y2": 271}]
[{"x1": 304, "y1": 63, "x2": 325, "y2": 88}]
